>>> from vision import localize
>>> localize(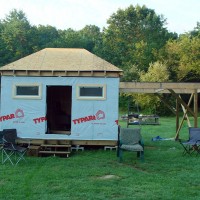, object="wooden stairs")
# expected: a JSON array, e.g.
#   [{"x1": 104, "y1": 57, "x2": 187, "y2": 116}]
[{"x1": 28, "y1": 140, "x2": 72, "y2": 157}]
